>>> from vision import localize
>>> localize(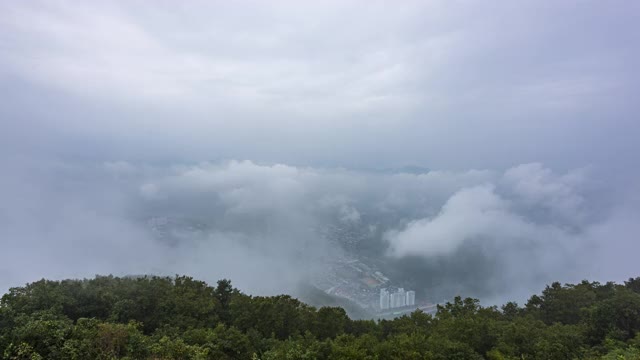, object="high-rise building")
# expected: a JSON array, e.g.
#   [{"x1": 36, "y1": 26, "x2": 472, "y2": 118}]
[
  {"x1": 397, "y1": 288, "x2": 406, "y2": 307},
  {"x1": 379, "y1": 288, "x2": 390, "y2": 310},
  {"x1": 406, "y1": 290, "x2": 416, "y2": 306},
  {"x1": 390, "y1": 288, "x2": 406, "y2": 308},
  {"x1": 381, "y1": 287, "x2": 415, "y2": 310},
  {"x1": 390, "y1": 292, "x2": 398, "y2": 308}
]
